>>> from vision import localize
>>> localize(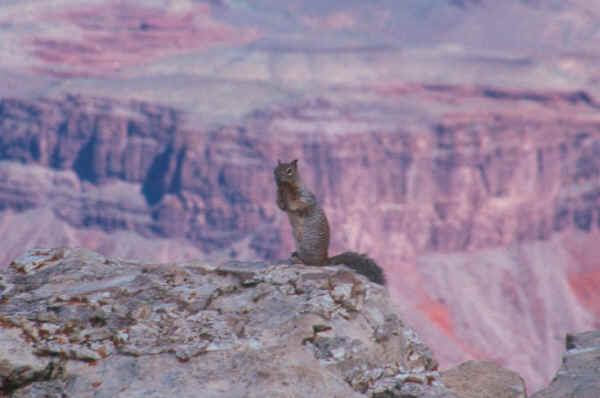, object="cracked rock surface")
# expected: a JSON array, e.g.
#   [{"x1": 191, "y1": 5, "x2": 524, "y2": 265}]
[
  {"x1": 531, "y1": 331, "x2": 600, "y2": 398},
  {"x1": 0, "y1": 248, "x2": 457, "y2": 397},
  {"x1": 441, "y1": 360, "x2": 526, "y2": 398}
]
